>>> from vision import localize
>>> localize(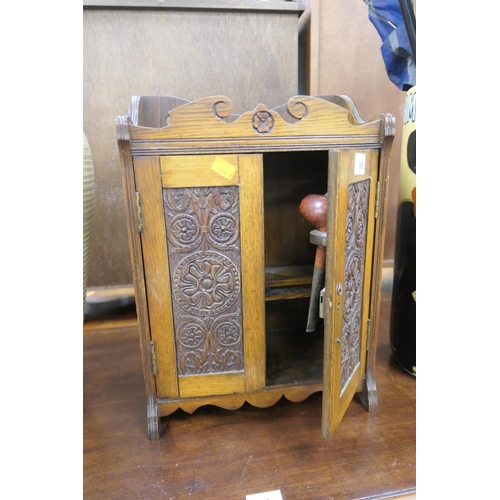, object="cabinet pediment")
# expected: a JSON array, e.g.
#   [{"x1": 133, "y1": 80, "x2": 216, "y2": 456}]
[{"x1": 121, "y1": 95, "x2": 394, "y2": 156}]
